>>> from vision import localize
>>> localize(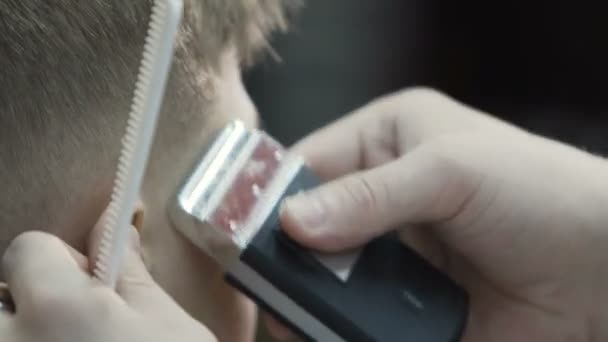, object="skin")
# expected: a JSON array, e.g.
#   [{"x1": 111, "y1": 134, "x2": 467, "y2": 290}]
[
  {"x1": 2, "y1": 77, "x2": 608, "y2": 341},
  {"x1": 138, "y1": 47, "x2": 259, "y2": 342},
  {"x1": 0, "y1": 45, "x2": 260, "y2": 342},
  {"x1": 1, "y1": 5, "x2": 606, "y2": 338},
  {"x1": 268, "y1": 88, "x2": 608, "y2": 342},
  {"x1": 0, "y1": 2, "x2": 287, "y2": 341},
  {"x1": 0, "y1": 228, "x2": 219, "y2": 341}
]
